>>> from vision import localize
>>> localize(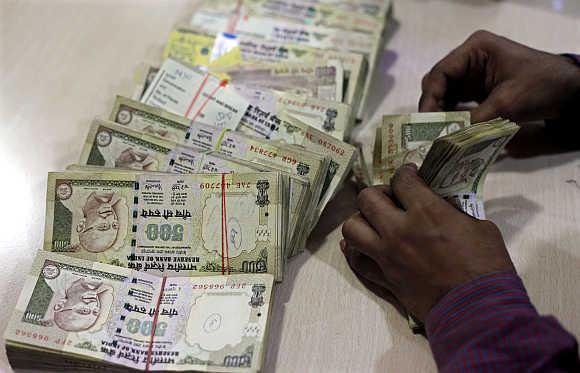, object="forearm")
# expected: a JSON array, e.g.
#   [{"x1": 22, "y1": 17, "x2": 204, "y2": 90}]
[{"x1": 426, "y1": 272, "x2": 580, "y2": 372}]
